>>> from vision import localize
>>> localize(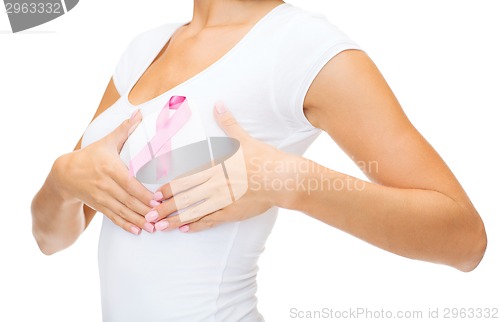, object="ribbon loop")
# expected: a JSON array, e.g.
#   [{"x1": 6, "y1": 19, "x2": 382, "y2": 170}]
[{"x1": 128, "y1": 95, "x2": 192, "y2": 178}]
